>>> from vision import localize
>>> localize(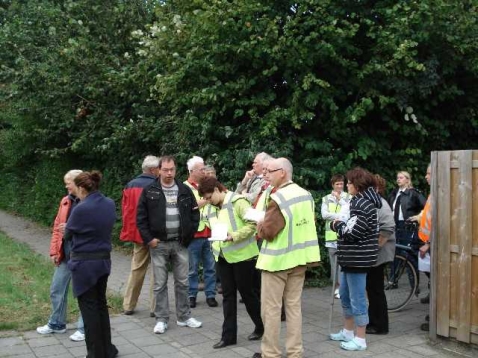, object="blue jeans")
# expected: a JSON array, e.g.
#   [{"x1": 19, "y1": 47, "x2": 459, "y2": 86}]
[
  {"x1": 48, "y1": 257, "x2": 84, "y2": 333},
  {"x1": 150, "y1": 241, "x2": 191, "y2": 323},
  {"x1": 339, "y1": 271, "x2": 369, "y2": 327},
  {"x1": 188, "y1": 239, "x2": 216, "y2": 298}
]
